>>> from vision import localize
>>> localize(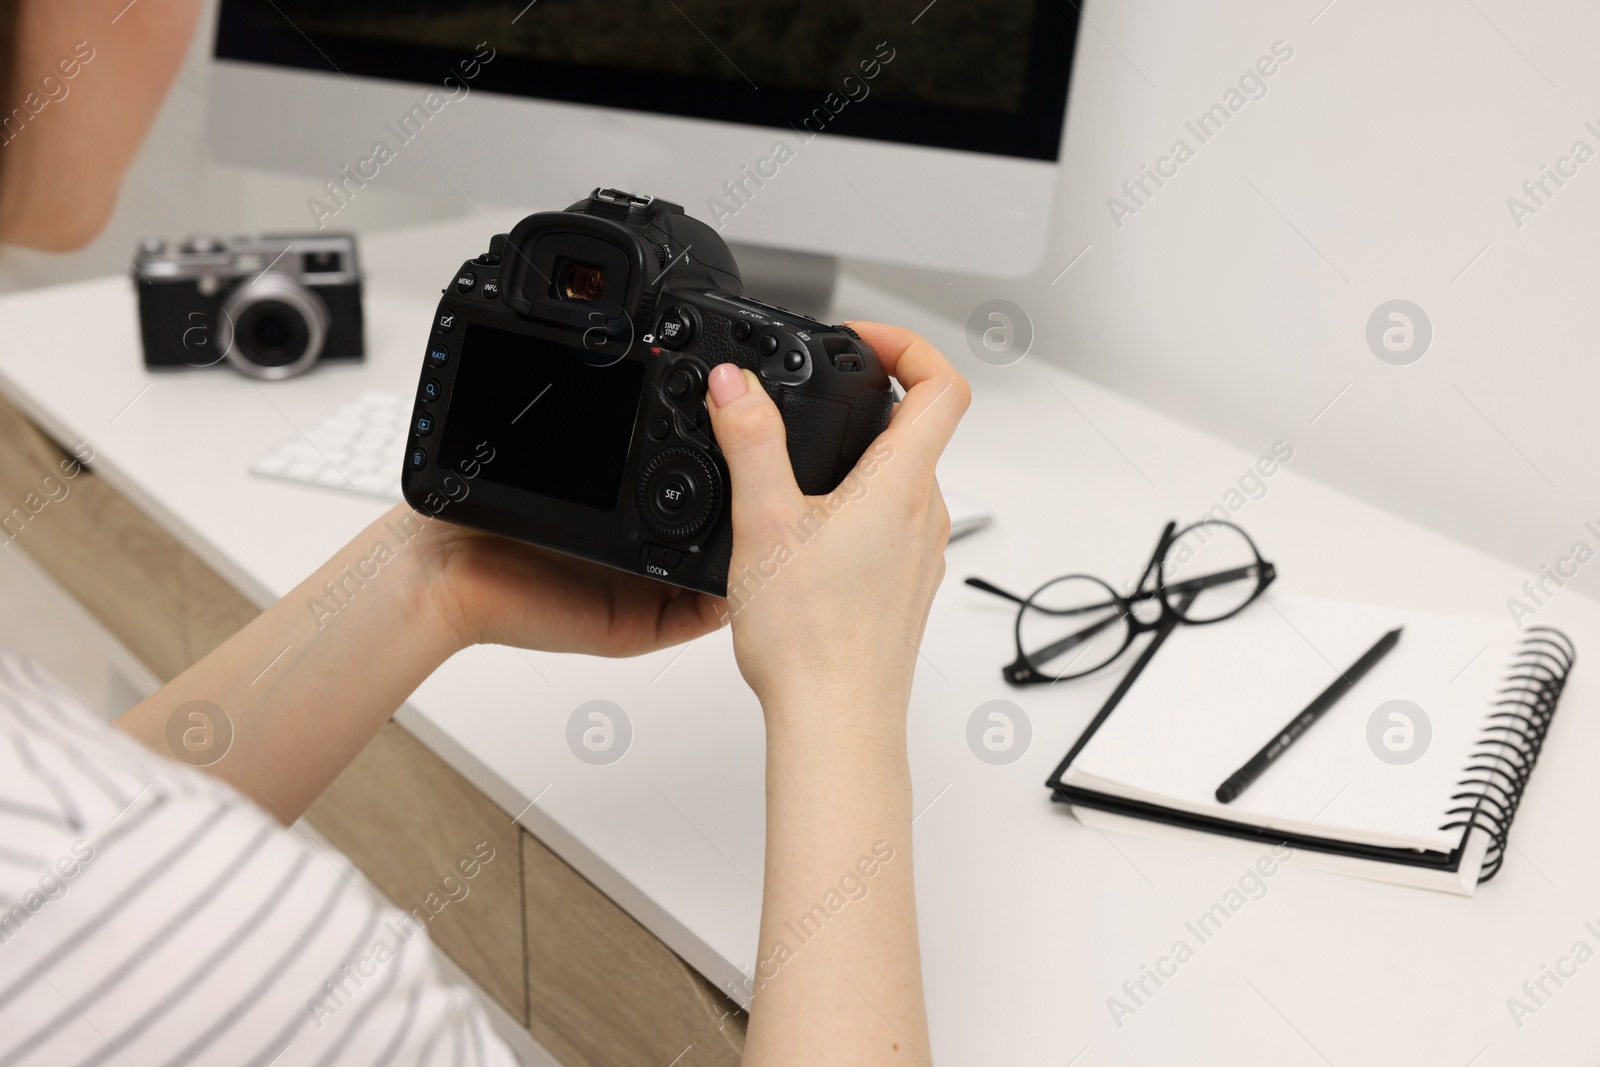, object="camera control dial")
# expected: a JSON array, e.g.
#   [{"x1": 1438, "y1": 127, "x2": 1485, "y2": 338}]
[{"x1": 635, "y1": 447, "x2": 721, "y2": 543}]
